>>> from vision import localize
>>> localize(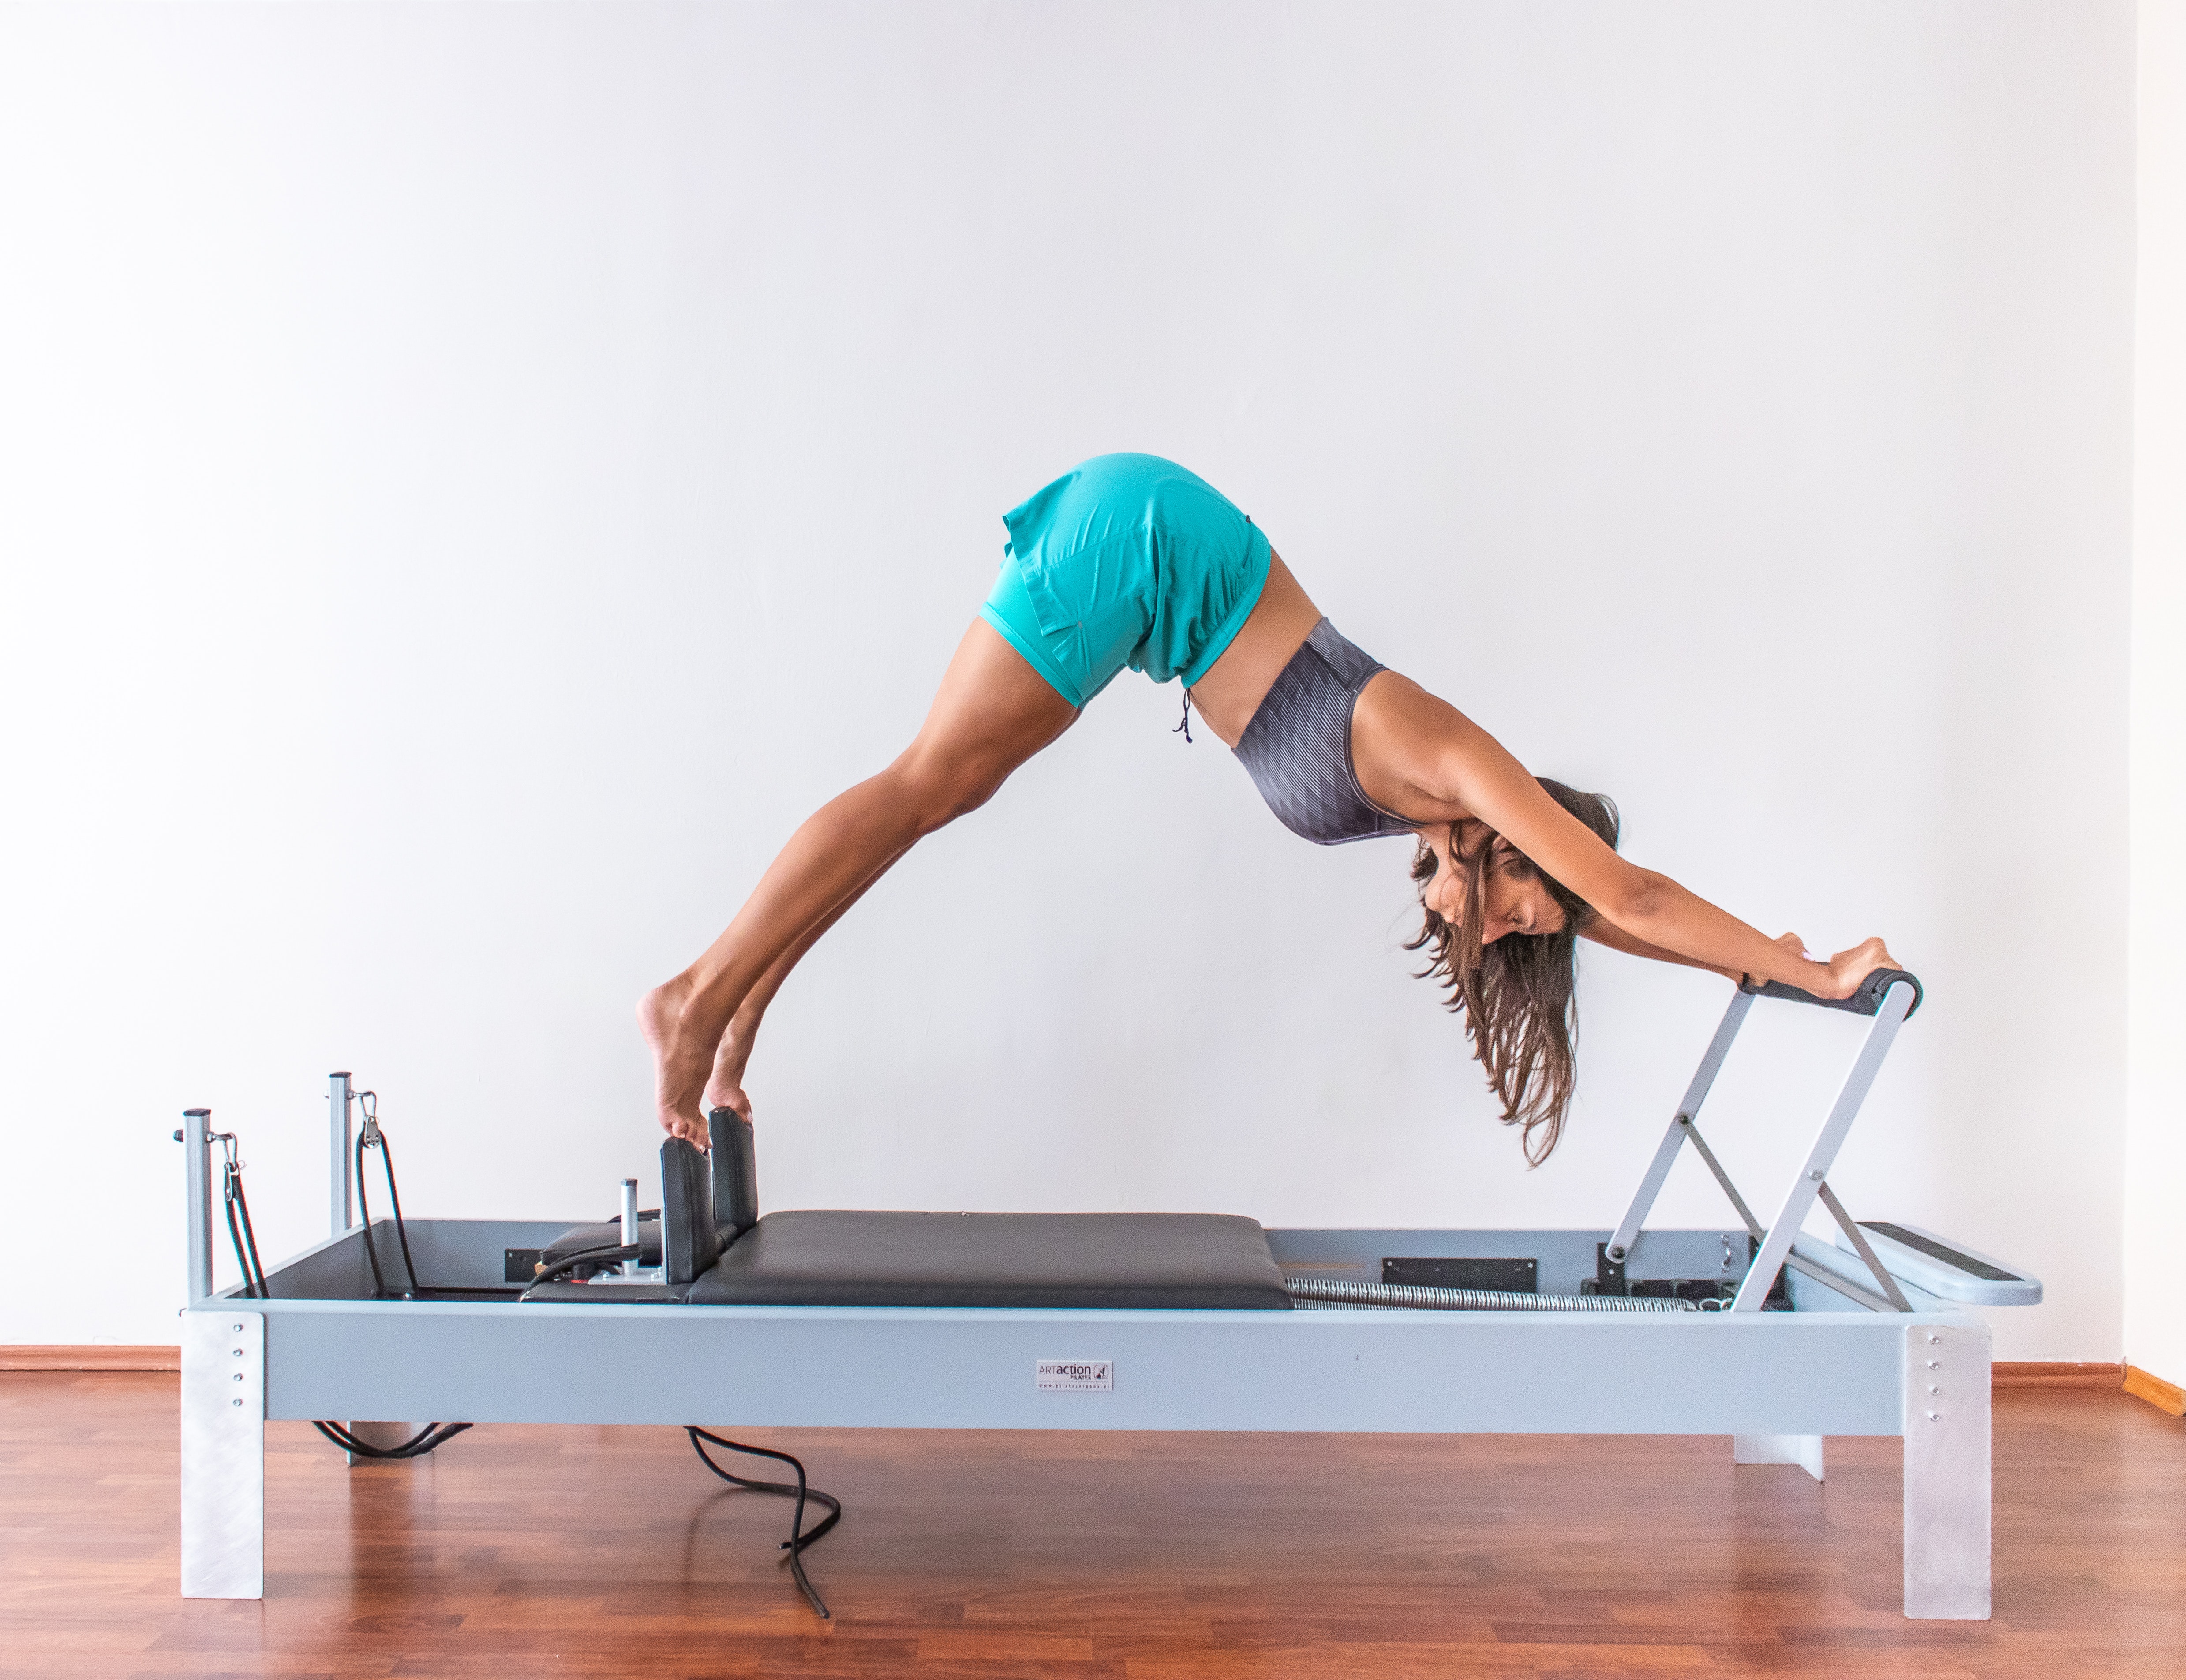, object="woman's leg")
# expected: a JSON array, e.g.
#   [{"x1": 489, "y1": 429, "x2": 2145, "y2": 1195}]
[
  {"x1": 697, "y1": 838, "x2": 911, "y2": 1121},
  {"x1": 640, "y1": 617, "x2": 1078, "y2": 1141}
]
